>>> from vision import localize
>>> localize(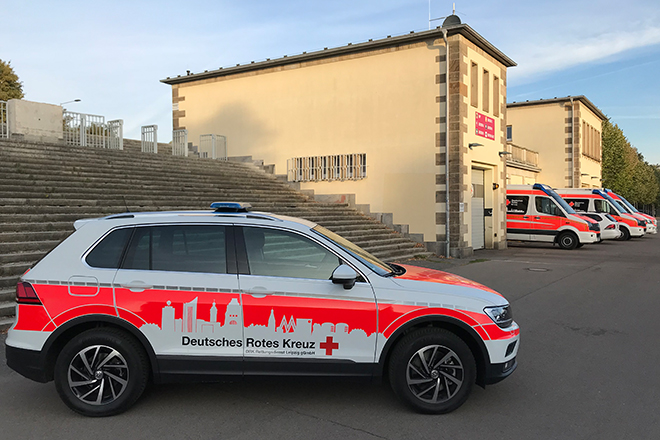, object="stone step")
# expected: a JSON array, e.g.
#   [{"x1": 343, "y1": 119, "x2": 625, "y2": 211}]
[
  {"x1": 0, "y1": 288, "x2": 15, "y2": 303},
  {"x1": 0, "y1": 316, "x2": 15, "y2": 332},
  {"x1": 0, "y1": 251, "x2": 48, "y2": 264},
  {"x1": 0, "y1": 239, "x2": 62, "y2": 254},
  {"x1": 0, "y1": 301, "x2": 16, "y2": 318},
  {"x1": 0, "y1": 276, "x2": 20, "y2": 289},
  {"x1": 0, "y1": 221, "x2": 75, "y2": 233},
  {"x1": 0, "y1": 230, "x2": 73, "y2": 244},
  {"x1": 0, "y1": 262, "x2": 34, "y2": 278}
]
